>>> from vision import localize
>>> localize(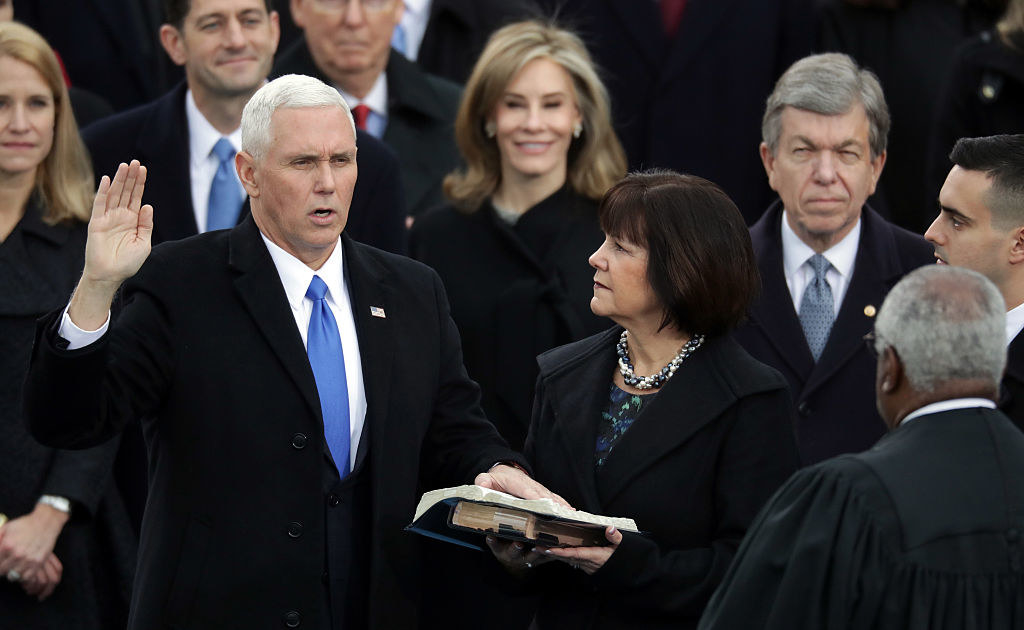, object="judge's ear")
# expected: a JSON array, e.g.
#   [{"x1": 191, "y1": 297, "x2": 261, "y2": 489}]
[
  {"x1": 236, "y1": 151, "x2": 260, "y2": 198},
  {"x1": 159, "y1": 24, "x2": 188, "y2": 67},
  {"x1": 879, "y1": 345, "x2": 904, "y2": 394}
]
